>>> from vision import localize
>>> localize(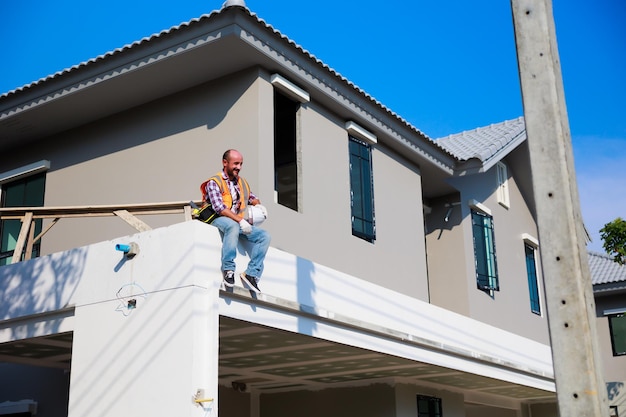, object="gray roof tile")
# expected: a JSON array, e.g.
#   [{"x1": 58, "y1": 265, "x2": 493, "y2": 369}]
[
  {"x1": 588, "y1": 251, "x2": 626, "y2": 285},
  {"x1": 435, "y1": 117, "x2": 526, "y2": 163}
]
